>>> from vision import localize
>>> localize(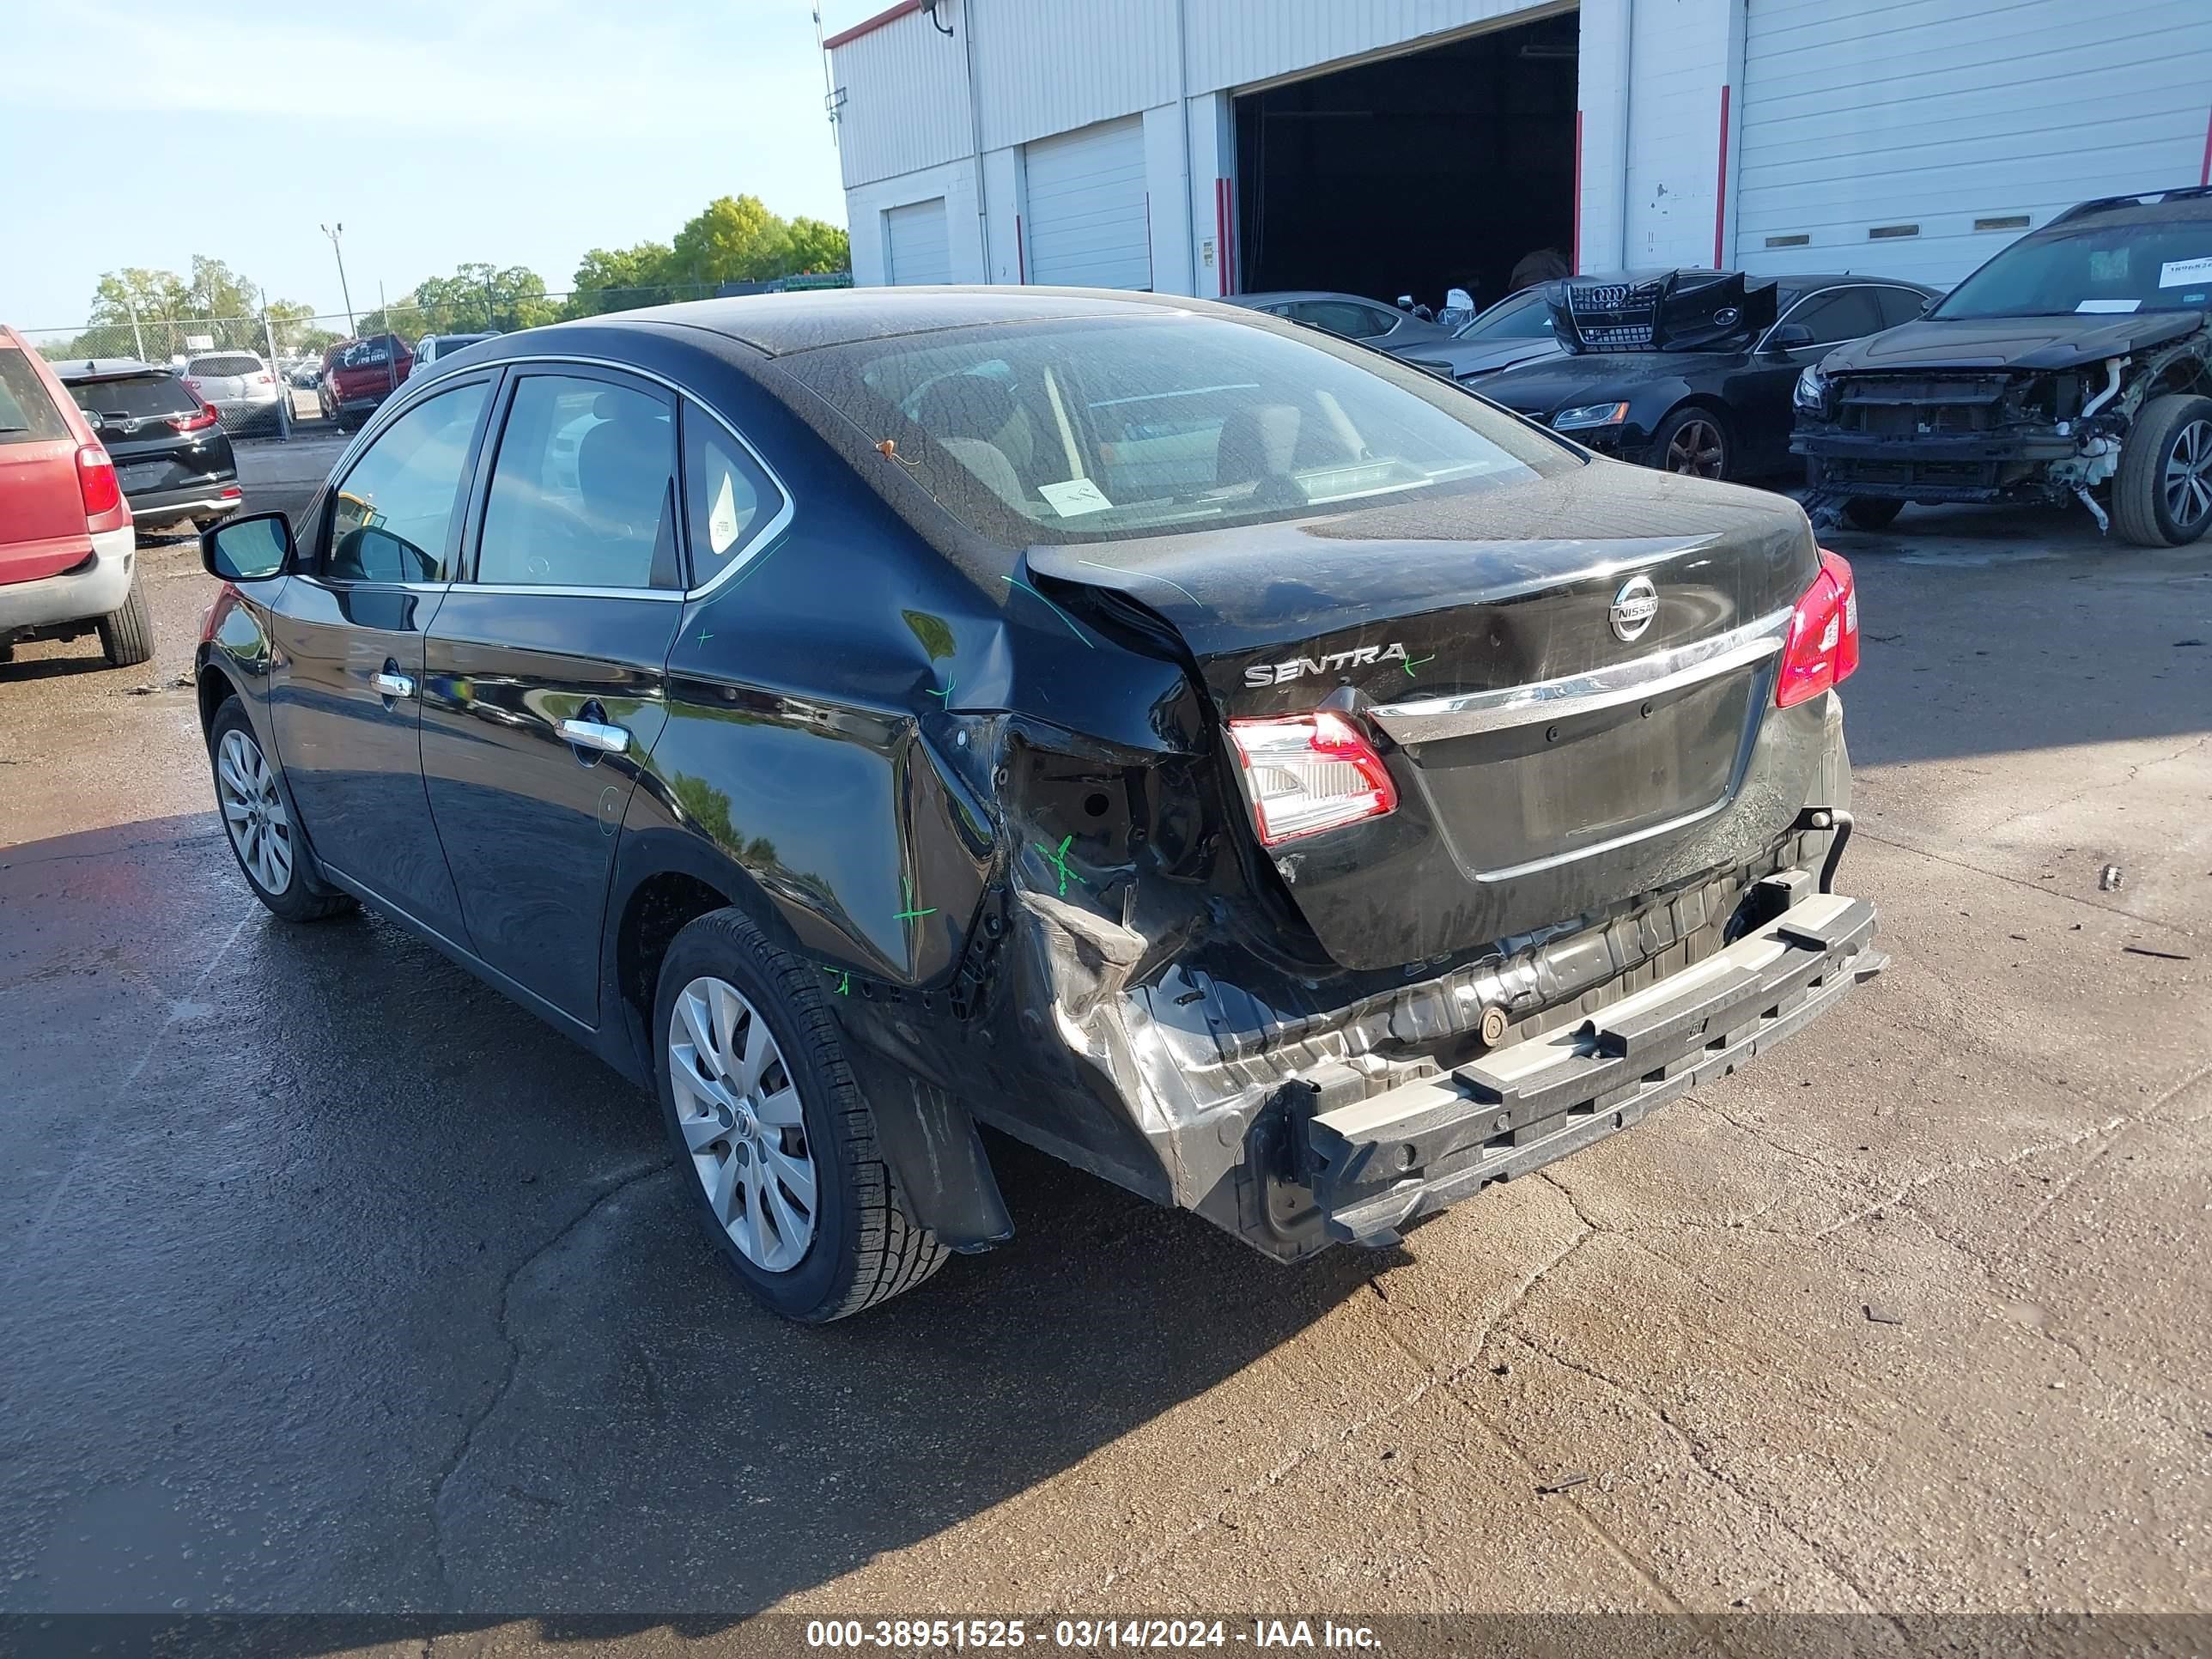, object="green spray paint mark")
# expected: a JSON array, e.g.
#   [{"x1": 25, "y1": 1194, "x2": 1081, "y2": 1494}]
[
  {"x1": 894, "y1": 875, "x2": 937, "y2": 924},
  {"x1": 697, "y1": 630, "x2": 714, "y2": 644},
  {"x1": 927, "y1": 677, "x2": 955, "y2": 702},
  {"x1": 824, "y1": 968, "x2": 852, "y2": 996},
  {"x1": 1002, "y1": 576, "x2": 1095, "y2": 647},
  {"x1": 1042, "y1": 834, "x2": 1078, "y2": 897},
  {"x1": 1403, "y1": 653, "x2": 1437, "y2": 678}
]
